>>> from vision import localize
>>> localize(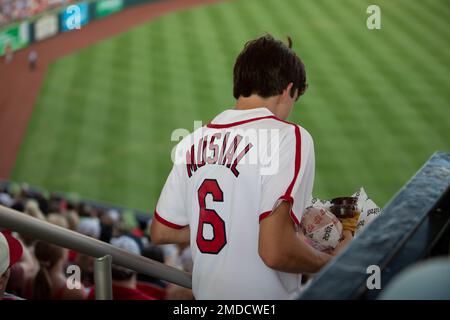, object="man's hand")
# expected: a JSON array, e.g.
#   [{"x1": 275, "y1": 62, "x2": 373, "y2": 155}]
[
  {"x1": 339, "y1": 215, "x2": 359, "y2": 234},
  {"x1": 331, "y1": 230, "x2": 353, "y2": 256}
]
